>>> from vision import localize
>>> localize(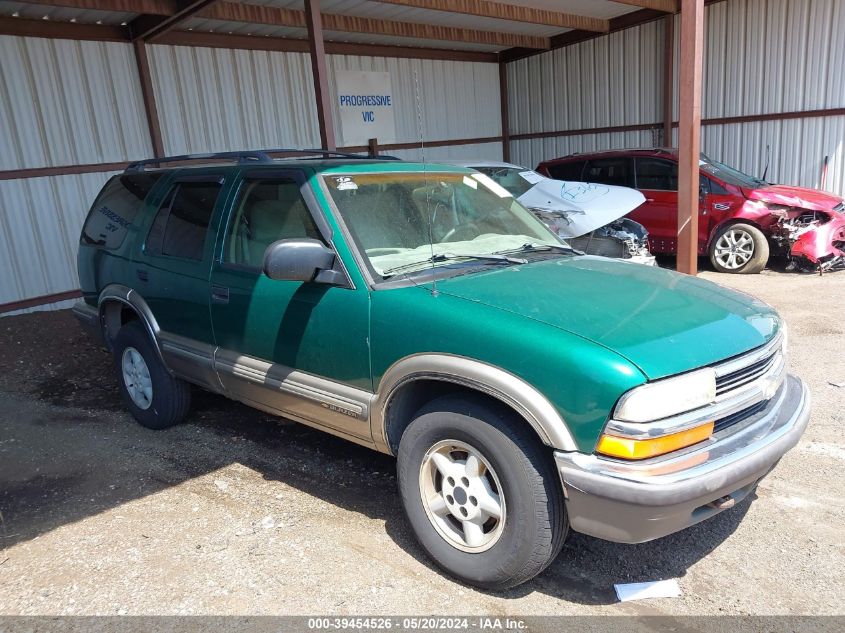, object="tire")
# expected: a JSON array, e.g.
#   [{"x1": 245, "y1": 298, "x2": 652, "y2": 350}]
[
  {"x1": 709, "y1": 223, "x2": 769, "y2": 274},
  {"x1": 112, "y1": 320, "x2": 191, "y2": 430},
  {"x1": 397, "y1": 396, "x2": 567, "y2": 590}
]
